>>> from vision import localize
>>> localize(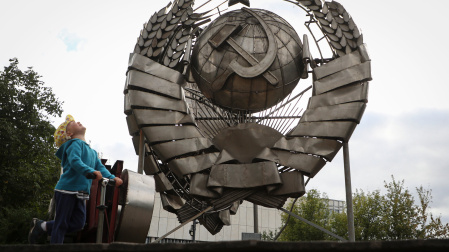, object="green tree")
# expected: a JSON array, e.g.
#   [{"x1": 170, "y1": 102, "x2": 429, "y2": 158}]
[
  {"x1": 278, "y1": 176, "x2": 449, "y2": 241},
  {"x1": 261, "y1": 229, "x2": 277, "y2": 241},
  {"x1": 278, "y1": 189, "x2": 334, "y2": 241},
  {"x1": 329, "y1": 209, "x2": 348, "y2": 239},
  {"x1": 382, "y1": 176, "x2": 417, "y2": 240},
  {"x1": 382, "y1": 177, "x2": 449, "y2": 240},
  {"x1": 0, "y1": 58, "x2": 63, "y2": 243},
  {"x1": 352, "y1": 189, "x2": 385, "y2": 240}
]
